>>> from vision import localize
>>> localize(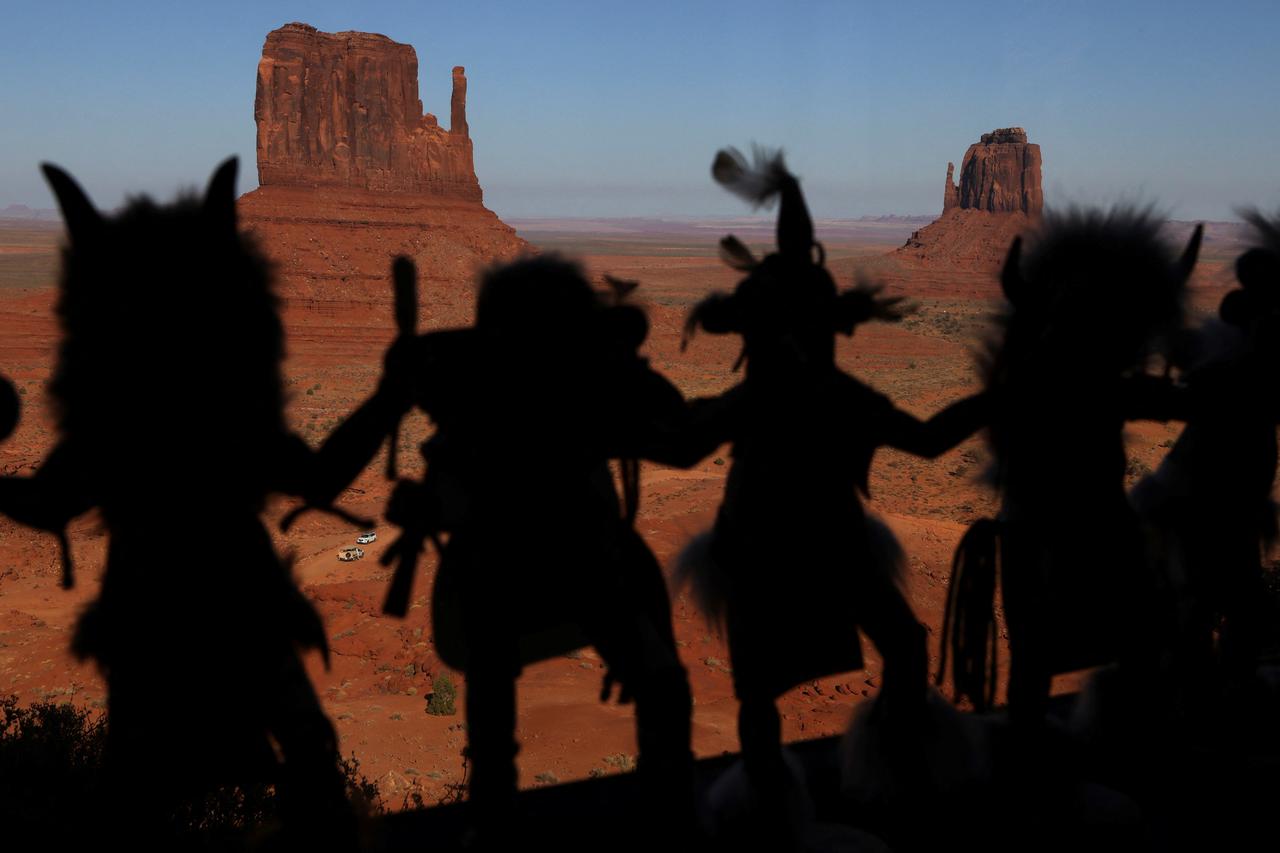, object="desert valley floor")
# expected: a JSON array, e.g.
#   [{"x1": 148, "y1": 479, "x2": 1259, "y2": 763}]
[{"x1": 0, "y1": 213, "x2": 1252, "y2": 806}]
